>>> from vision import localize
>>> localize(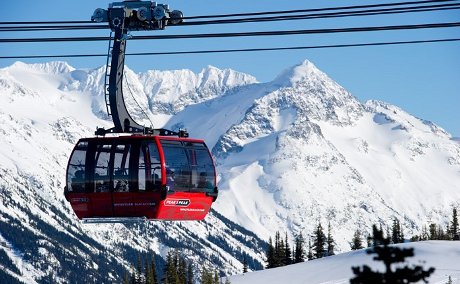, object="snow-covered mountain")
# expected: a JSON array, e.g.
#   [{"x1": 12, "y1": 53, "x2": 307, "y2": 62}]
[
  {"x1": 0, "y1": 60, "x2": 459, "y2": 283},
  {"x1": 166, "y1": 60, "x2": 460, "y2": 244}
]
